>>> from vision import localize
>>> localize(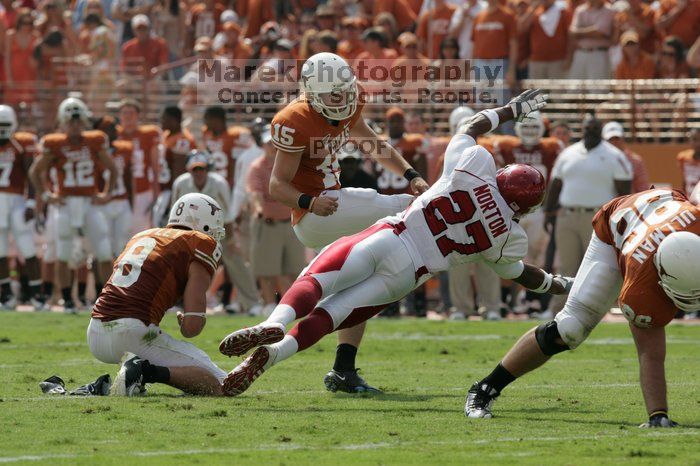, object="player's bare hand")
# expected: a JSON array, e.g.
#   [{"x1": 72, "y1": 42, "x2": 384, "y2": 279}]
[
  {"x1": 92, "y1": 193, "x2": 112, "y2": 205},
  {"x1": 177, "y1": 311, "x2": 184, "y2": 326},
  {"x1": 311, "y1": 196, "x2": 338, "y2": 216},
  {"x1": 543, "y1": 213, "x2": 556, "y2": 233},
  {"x1": 410, "y1": 177, "x2": 430, "y2": 195}
]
